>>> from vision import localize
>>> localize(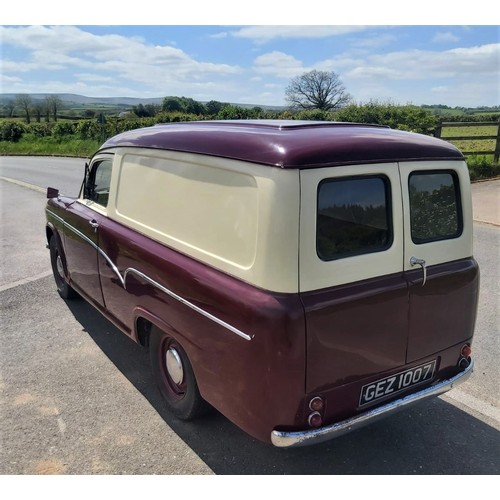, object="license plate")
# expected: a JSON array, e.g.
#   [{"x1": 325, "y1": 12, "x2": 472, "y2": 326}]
[{"x1": 359, "y1": 360, "x2": 436, "y2": 407}]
